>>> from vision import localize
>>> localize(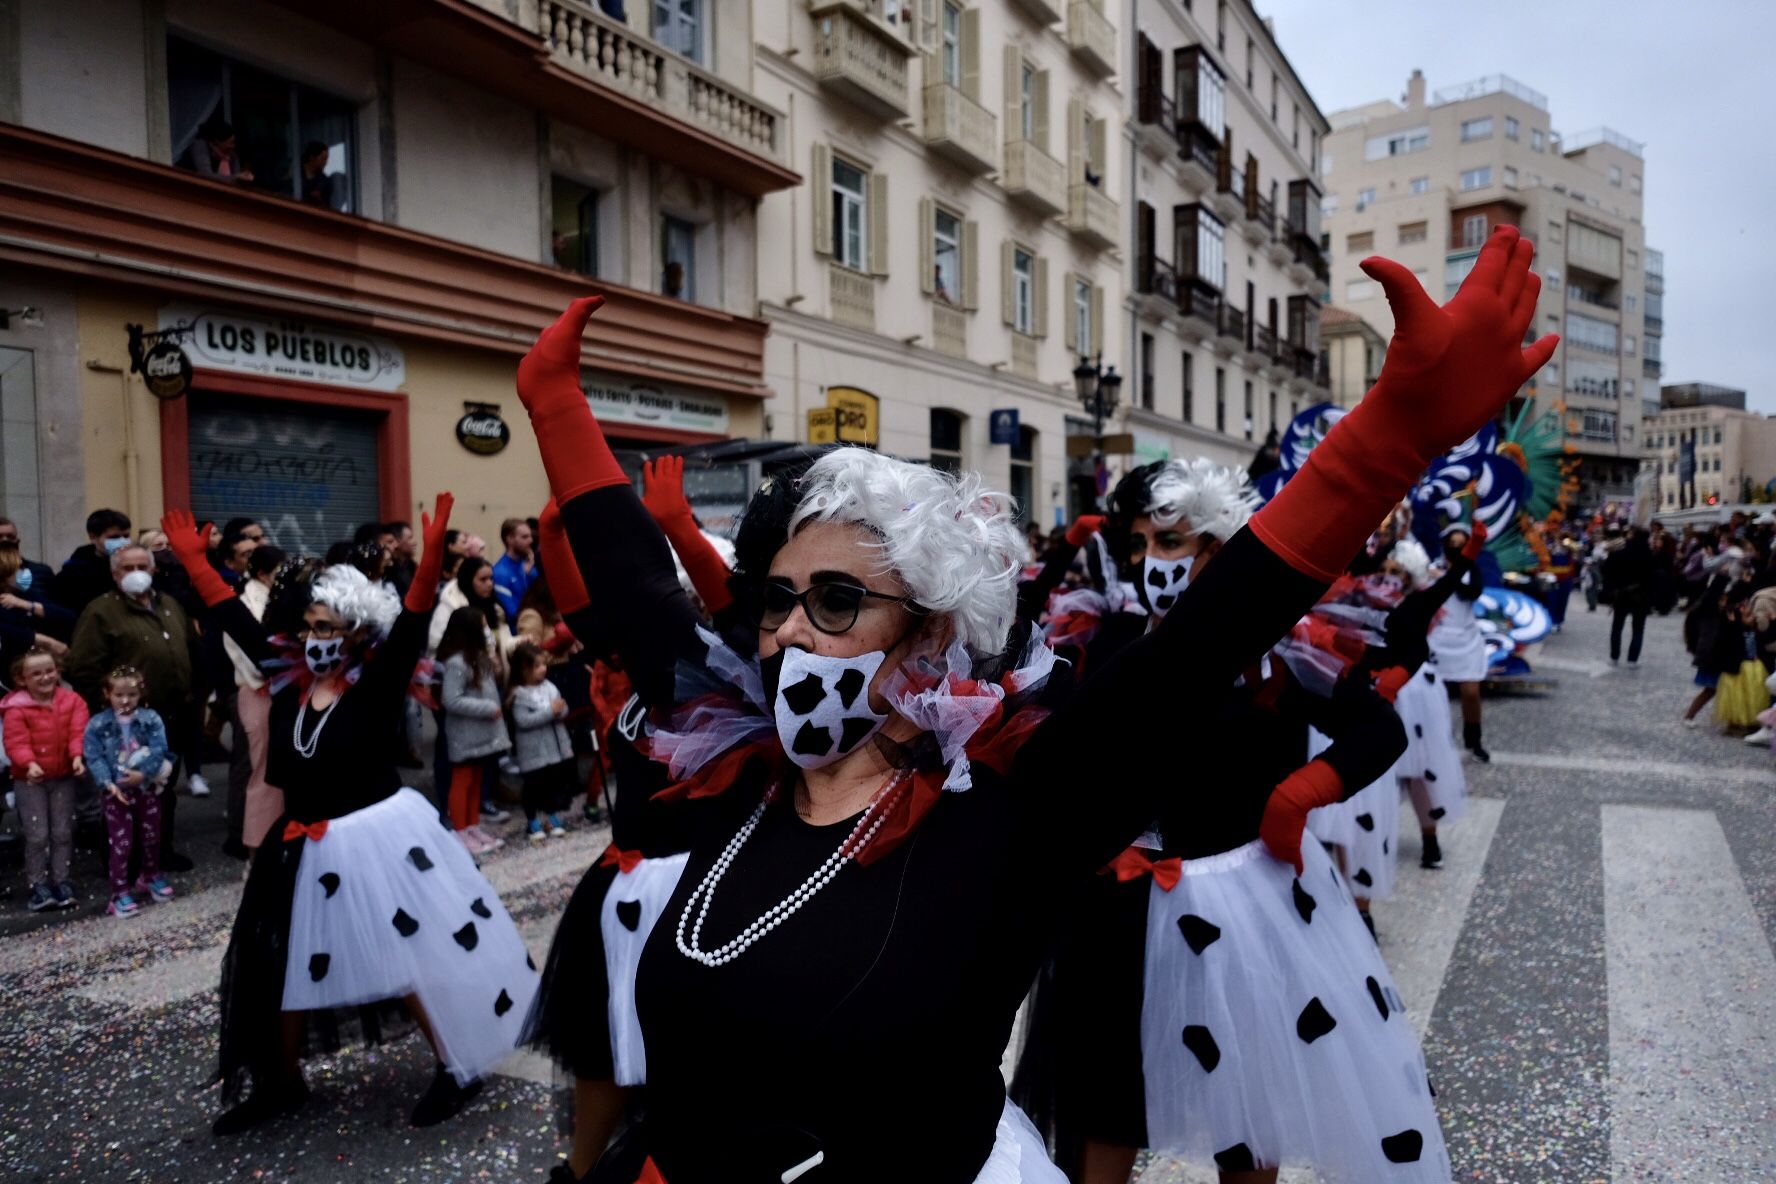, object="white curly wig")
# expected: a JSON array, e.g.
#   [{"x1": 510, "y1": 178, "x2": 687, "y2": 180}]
[
  {"x1": 1144, "y1": 457, "x2": 1260, "y2": 542},
  {"x1": 1387, "y1": 536, "x2": 1433, "y2": 589},
  {"x1": 310, "y1": 563, "x2": 402, "y2": 641},
  {"x1": 788, "y1": 448, "x2": 1023, "y2": 654}
]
